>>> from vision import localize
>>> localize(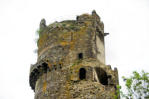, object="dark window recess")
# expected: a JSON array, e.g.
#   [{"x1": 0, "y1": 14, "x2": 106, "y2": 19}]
[
  {"x1": 114, "y1": 85, "x2": 117, "y2": 90},
  {"x1": 79, "y1": 68, "x2": 86, "y2": 80},
  {"x1": 95, "y1": 67, "x2": 108, "y2": 85},
  {"x1": 78, "y1": 53, "x2": 83, "y2": 59},
  {"x1": 59, "y1": 64, "x2": 62, "y2": 69},
  {"x1": 42, "y1": 63, "x2": 48, "y2": 73}
]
